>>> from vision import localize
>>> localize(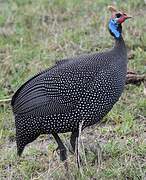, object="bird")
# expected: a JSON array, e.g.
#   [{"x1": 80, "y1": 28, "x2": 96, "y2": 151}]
[{"x1": 11, "y1": 6, "x2": 131, "y2": 163}]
